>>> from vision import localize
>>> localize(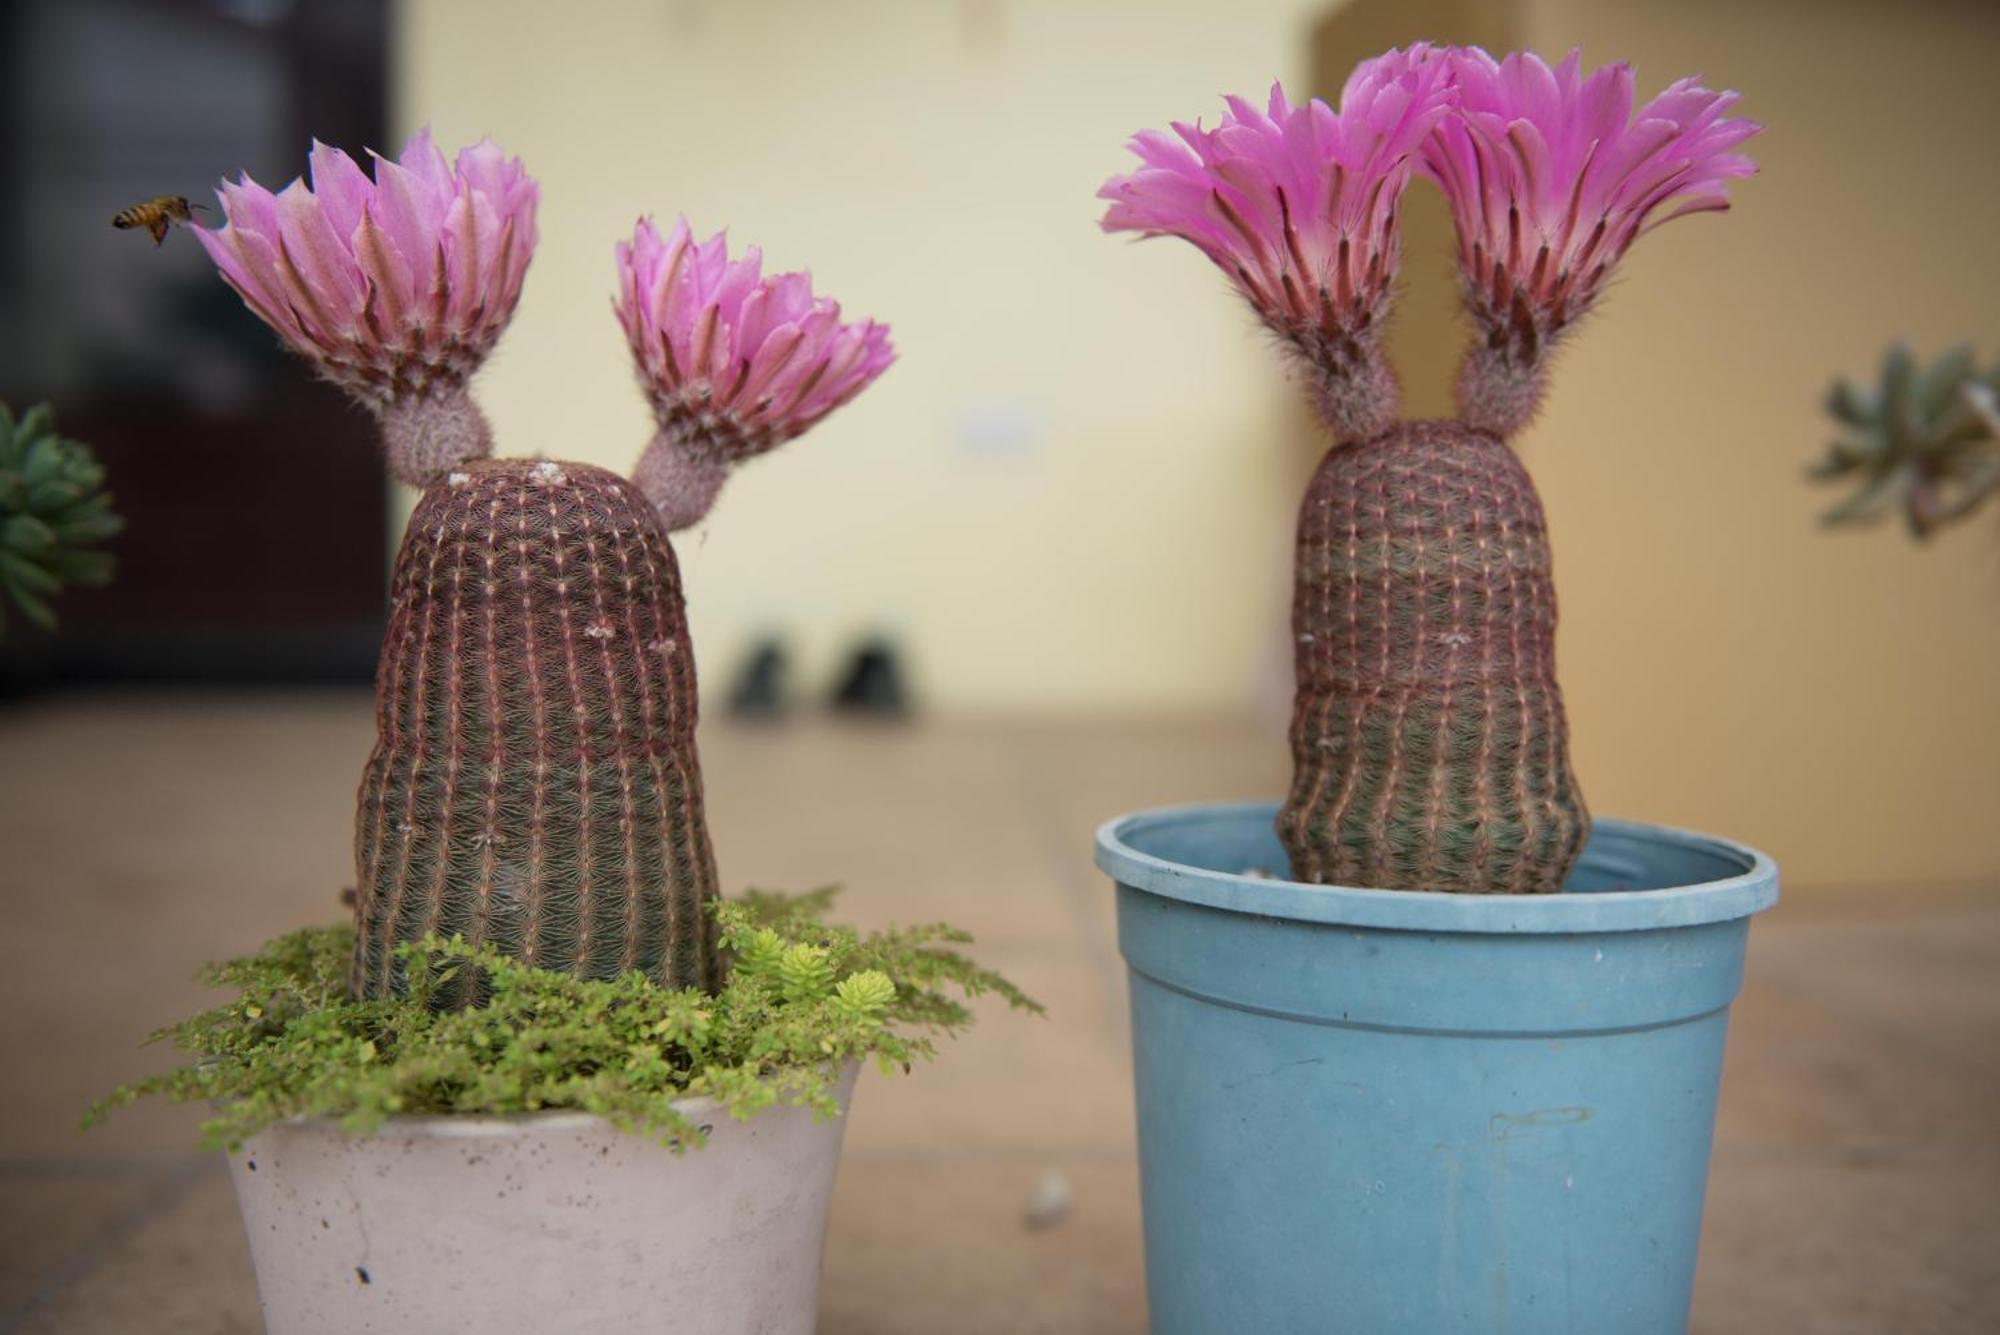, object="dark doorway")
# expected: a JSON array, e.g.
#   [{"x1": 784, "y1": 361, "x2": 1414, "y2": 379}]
[{"x1": 0, "y1": 0, "x2": 391, "y2": 690}]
